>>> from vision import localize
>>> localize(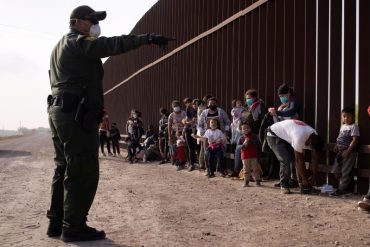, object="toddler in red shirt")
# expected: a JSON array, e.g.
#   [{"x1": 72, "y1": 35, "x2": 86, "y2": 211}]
[
  {"x1": 174, "y1": 130, "x2": 186, "y2": 170},
  {"x1": 238, "y1": 122, "x2": 262, "y2": 187}
]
